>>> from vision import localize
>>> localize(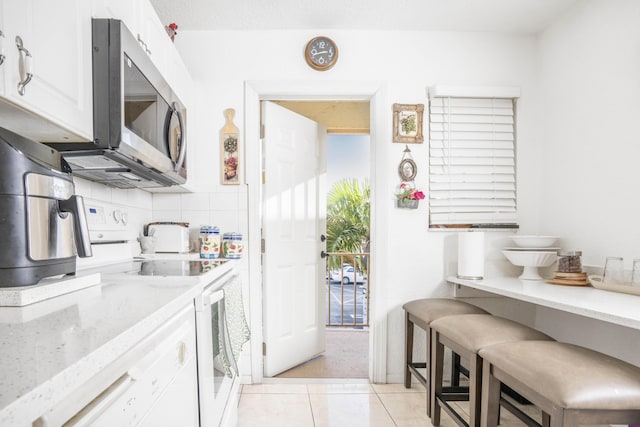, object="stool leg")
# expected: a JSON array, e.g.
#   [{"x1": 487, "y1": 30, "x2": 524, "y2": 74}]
[
  {"x1": 426, "y1": 327, "x2": 432, "y2": 417},
  {"x1": 431, "y1": 330, "x2": 445, "y2": 426},
  {"x1": 542, "y1": 412, "x2": 550, "y2": 427},
  {"x1": 404, "y1": 312, "x2": 414, "y2": 389},
  {"x1": 480, "y1": 359, "x2": 500, "y2": 427},
  {"x1": 469, "y1": 353, "x2": 482, "y2": 427},
  {"x1": 451, "y1": 352, "x2": 462, "y2": 386}
]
